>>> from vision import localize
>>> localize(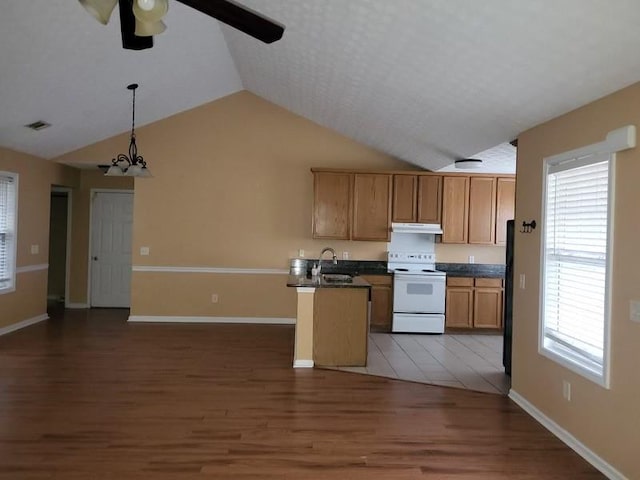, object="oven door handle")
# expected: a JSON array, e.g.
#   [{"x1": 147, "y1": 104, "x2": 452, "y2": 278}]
[{"x1": 394, "y1": 274, "x2": 446, "y2": 283}]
